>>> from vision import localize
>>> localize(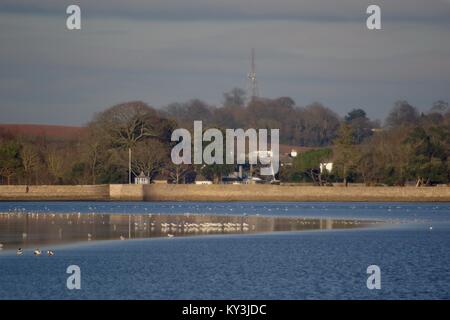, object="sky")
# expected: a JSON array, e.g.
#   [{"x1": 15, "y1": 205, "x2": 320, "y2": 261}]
[{"x1": 0, "y1": 0, "x2": 449, "y2": 125}]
